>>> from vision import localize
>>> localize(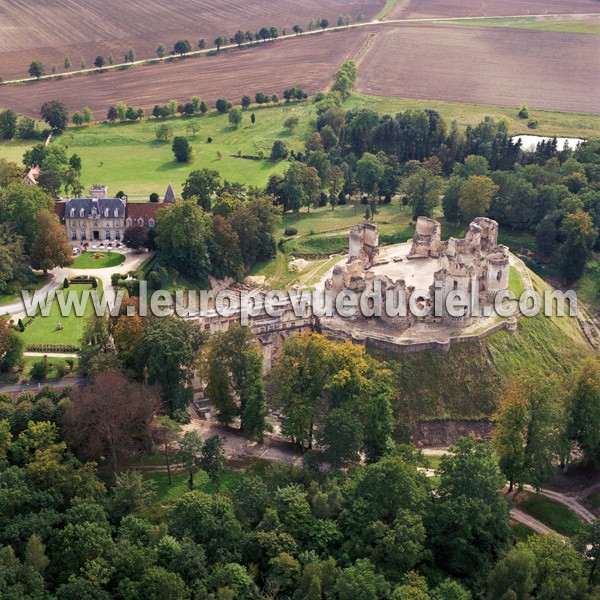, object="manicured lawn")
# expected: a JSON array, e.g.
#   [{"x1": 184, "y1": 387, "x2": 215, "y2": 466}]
[
  {"x1": 516, "y1": 490, "x2": 584, "y2": 537},
  {"x1": 19, "y1": 283, "x2": 101, "y2": 348},
  {"x1": 72, "y1": 251, "x2": 125, "y2": 269}
]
